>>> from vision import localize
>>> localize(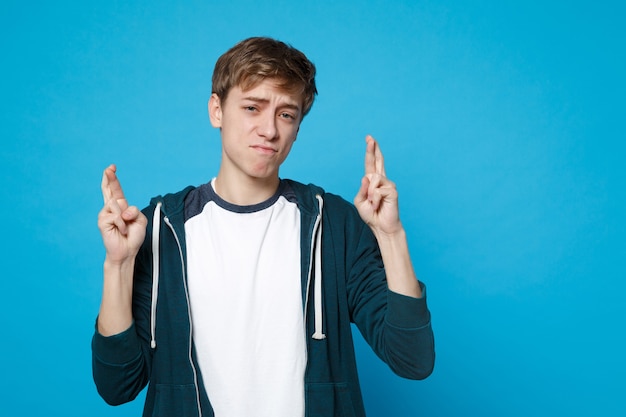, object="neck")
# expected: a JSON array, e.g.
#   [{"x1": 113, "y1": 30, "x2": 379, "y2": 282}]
[{"x1": 214, "y1": 171, "x2": 280, "y2": 206}]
